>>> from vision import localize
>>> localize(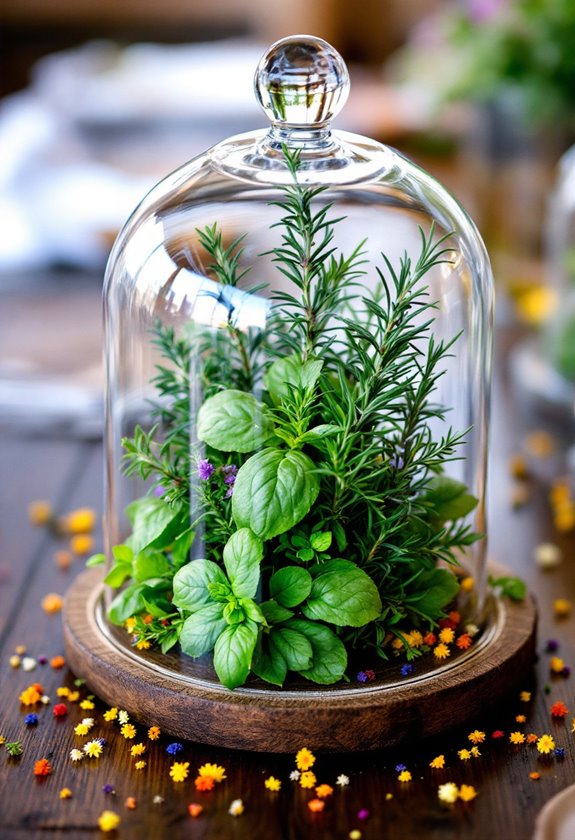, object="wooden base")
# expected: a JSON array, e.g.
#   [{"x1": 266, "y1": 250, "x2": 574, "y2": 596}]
[{"x1": 63, "y1": 568, "x2": 537, "y2": 753}]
